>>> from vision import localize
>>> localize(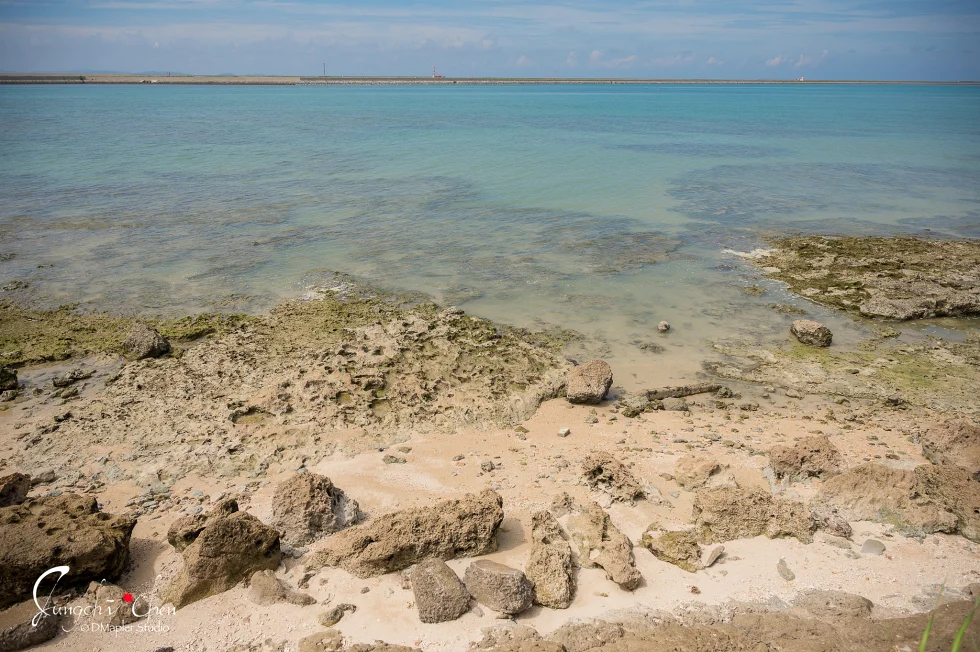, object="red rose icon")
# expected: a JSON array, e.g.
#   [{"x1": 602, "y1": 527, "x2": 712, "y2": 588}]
[{"x1": 122, "y1": 593, "x2": 134, "y2": 604}]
